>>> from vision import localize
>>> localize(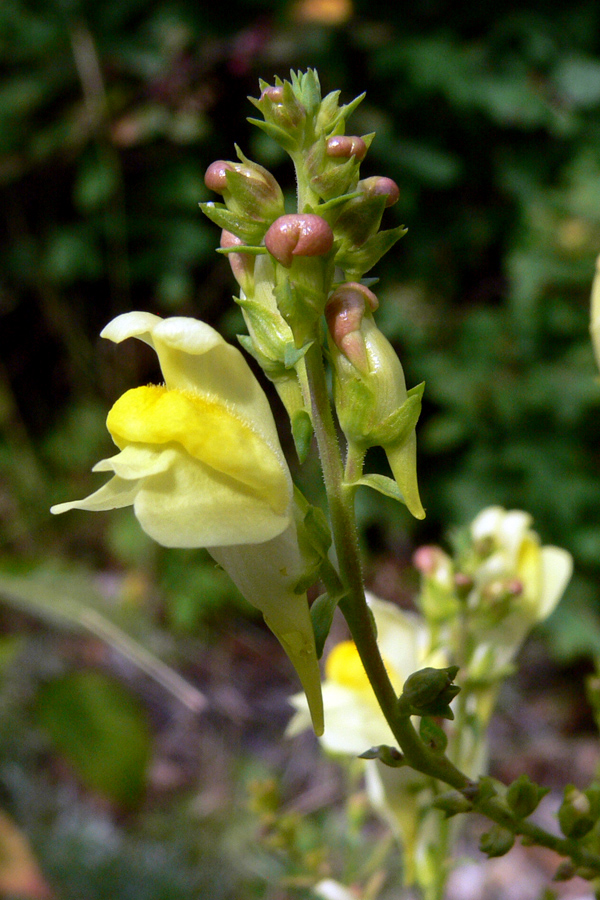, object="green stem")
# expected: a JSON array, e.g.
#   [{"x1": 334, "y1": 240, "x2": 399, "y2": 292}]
[{"x1": 303, "y1": 334, "x2": 600, "y2": 877}]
